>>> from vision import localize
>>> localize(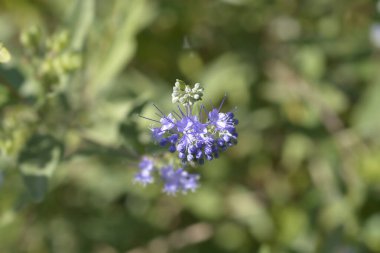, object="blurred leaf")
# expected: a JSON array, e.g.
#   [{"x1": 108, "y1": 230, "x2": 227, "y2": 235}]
[
  {"x1": 277, "y1": 206, "x2": 308, "y2": 245},
  {"x1": 62, "y1": 156, "x2": 131, "y2": 201},
  {"x1": 319, "y1": 84, "x2": 348, "y2": 113},
  {"x1": 294, "y1": 47, "x2": 325, "y2": 80},
  {"x1": 201, "y1": 53, "x2": 254, "y2": 108},
  {"x1": 184, "y1": 186, "x2": 224, "y2": 220},
  {"x1": 352, "y1": 82, "x2": 380, "y2": 138},
  {"x1": 178, "y1": 51, "x2": 204, "y2": 81},
  {"x1": 91, "y1": 0, "x2": 156, "y2": 96},
  {"x1": 18, "y1": 134, "x2": 63, "y2": 202},
  {"x1": 83, "y1": 100, "x2": 132, "y2": 145},
  {"x1": 0, "y1": 43, "x2": 11, "y2": 63},
  {"x1": 0, "y1": 65, "x2": 24, "y2": 90},
  {"x1": 282, "y1": 134, "x2": 313, "y2": 170},
  {"x1": 227, "y1": 187, "x2": 274, "y2": 241},
  {"x1": 18, "y1": 134, "x2": 63, "y2": 170},
  {"x1": 357, "y1": 147, "x2": 380, "y2": 185},
  {"x1": 119, "y1": 101, "x2": 147, "y2": 152},
  {"x1": 0, "y1": 85, "x2": 10, "y2": 106},
  {"x1": 22, "y1": 175, "x2": 48, "y2": 203},
  {"x1": 362, "y1": 214, "x2": 380, "y2": 252},
  {"x1": 283, "y1": 100, "x2": 320, "y2": 127},
  {"x1": 258, "y1": 245, "x2": 271, "y2": 253},
  {"x1": 69, "y1": 0, "x2": 94, "y2": 50},
  {"x1": 0, "y1": 170, "x2": 3, "y2": 188},
  {"x1": 214, "y1": 222, "x2": 248, "y2": 251},
  {"x1": 319, "y1": 199, "x2": 357, "y2": 233},
  {"x1": 119, "y1": 122, "x2": 141, "y2": 151}
]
